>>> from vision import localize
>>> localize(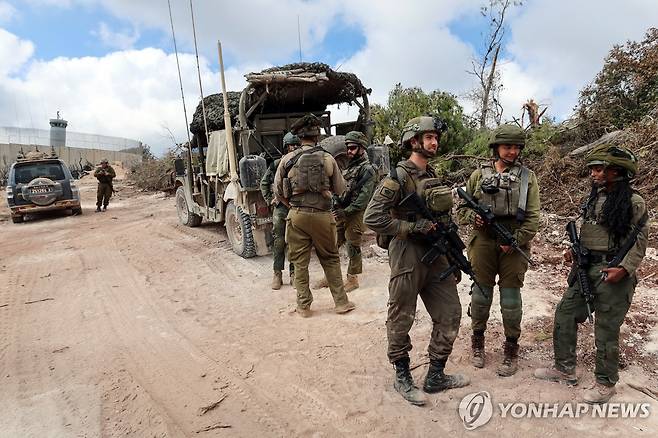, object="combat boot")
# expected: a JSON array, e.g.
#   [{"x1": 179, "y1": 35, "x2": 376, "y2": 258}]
[
  {"x1": 423, "y1": 359, "x2": 470, "y2": 393},
  {"x1": 95, "y1": 206, "x2": 101, "y2": 212},
  {"x1": 312, "y1": 276, "x2": 329, "y2": 289},
  {"x1": 497, "y1": 339, "x2": 519, "y2": 377},
  {"x1": 271, "y1": 271, "x2": 283, "y2": 290},
  {"x1": 344, "y1": 274, "x2": 359, "y2": 293},
  {"x1": 102, "y1": 205, "x2": 107, "y2": 211},
  {"x1": 393, "y1": 358, "x2": 426, "y2": 406},
  {"x1": 296, "y1": 307, "x2": 312, "y2": 318},
  {"x1": 471, "y1": 331, "x2": 485, "y2": 368},
  {"x1": 583, "y1": 382, "x2": 616, "y2": 404},
  {"x1": 289, "y1": 271, "x2": 295, "y2": 286},
  {"x1": 533, "y1": 366, "x2": 578, "y2": 385},
  {"x1": 334, "y1": 301, "x2": 356, "y2": 314}
]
